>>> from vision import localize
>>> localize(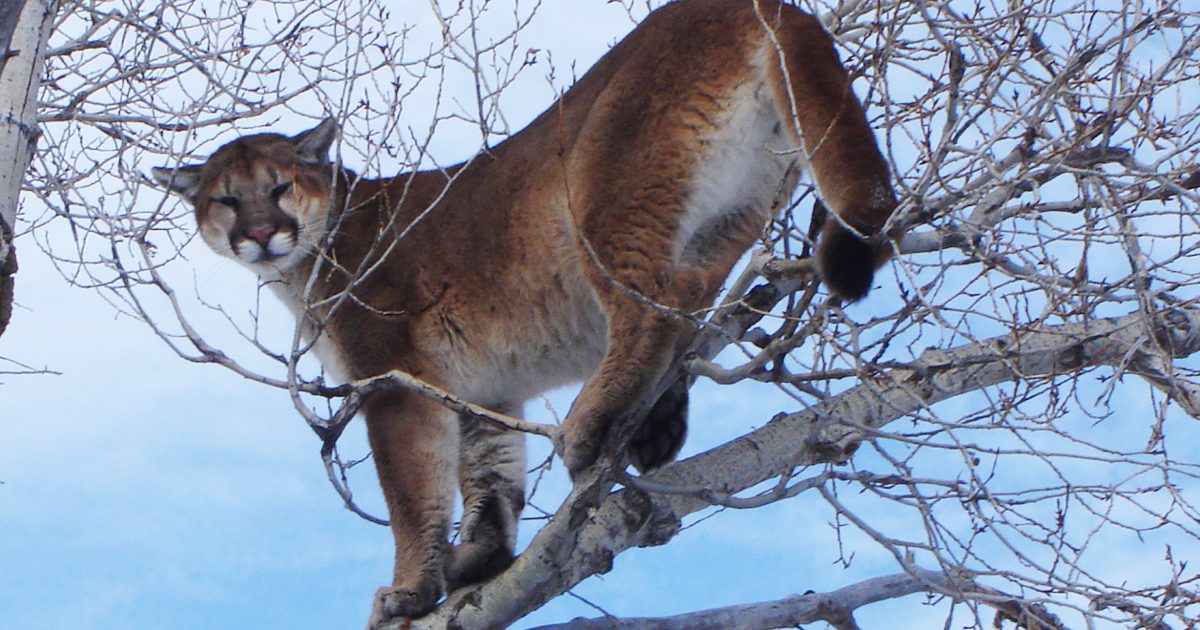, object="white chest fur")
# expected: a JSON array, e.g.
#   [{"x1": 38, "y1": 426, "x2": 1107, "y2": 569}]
[
  {"x1": 266, "y1": 277, "x2": 352, "y2": 384},
  {"x1": 673, "y1": 59, "x2": 803, "y2": 264}
]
